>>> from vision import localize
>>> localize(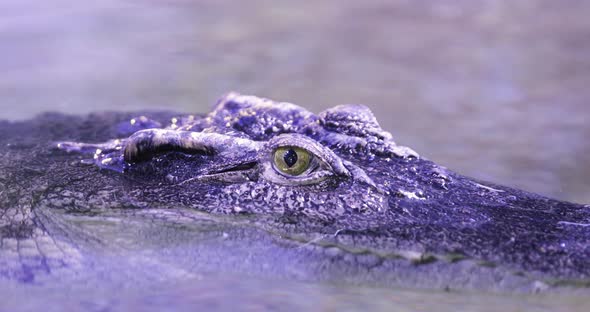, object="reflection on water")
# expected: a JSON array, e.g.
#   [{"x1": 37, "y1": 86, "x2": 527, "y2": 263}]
[
  {"x1": 1, "y1": 274, "x2": 589, "y2": 312},
  {"x1": 1, "y1": 0, "x2": 589, "y2": 310}
]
